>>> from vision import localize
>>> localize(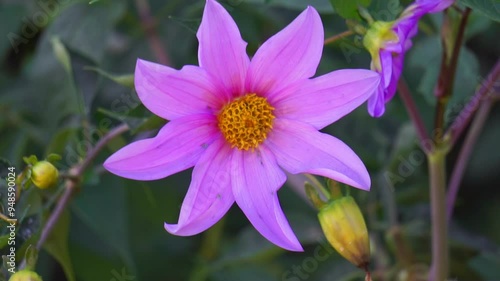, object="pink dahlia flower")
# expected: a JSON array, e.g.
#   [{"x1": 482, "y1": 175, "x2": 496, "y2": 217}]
[
  {"x1": 364, "y1": 0, "x2": 454, "y2": 117},
  {"x1": 104, "y1": 0, "x2": 380, "y2": 251}
]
